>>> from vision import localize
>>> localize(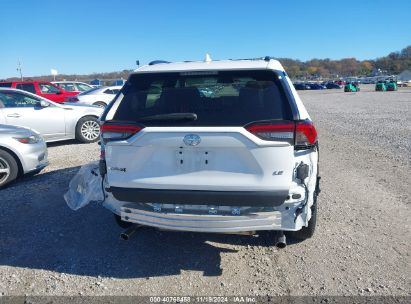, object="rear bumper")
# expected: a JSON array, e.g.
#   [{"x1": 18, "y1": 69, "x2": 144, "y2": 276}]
[
  {"x1": 108, "y1": 187, "x2": 288, "y2": 207},
  {"x1": 120, "y1": 205, "x2": 287, "y2": 232},
  {"x1": 112, "y1": 205, "x2": 302, "y2": 233},
  {"x1": 102, "y1": 194, "x2": 307, "y2": 232}
]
